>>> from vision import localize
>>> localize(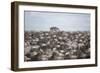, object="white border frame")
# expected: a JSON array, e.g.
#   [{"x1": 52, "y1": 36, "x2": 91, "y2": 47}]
[{"x1": 18, "y1": 5, "x2": 96, "y2": 68}]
